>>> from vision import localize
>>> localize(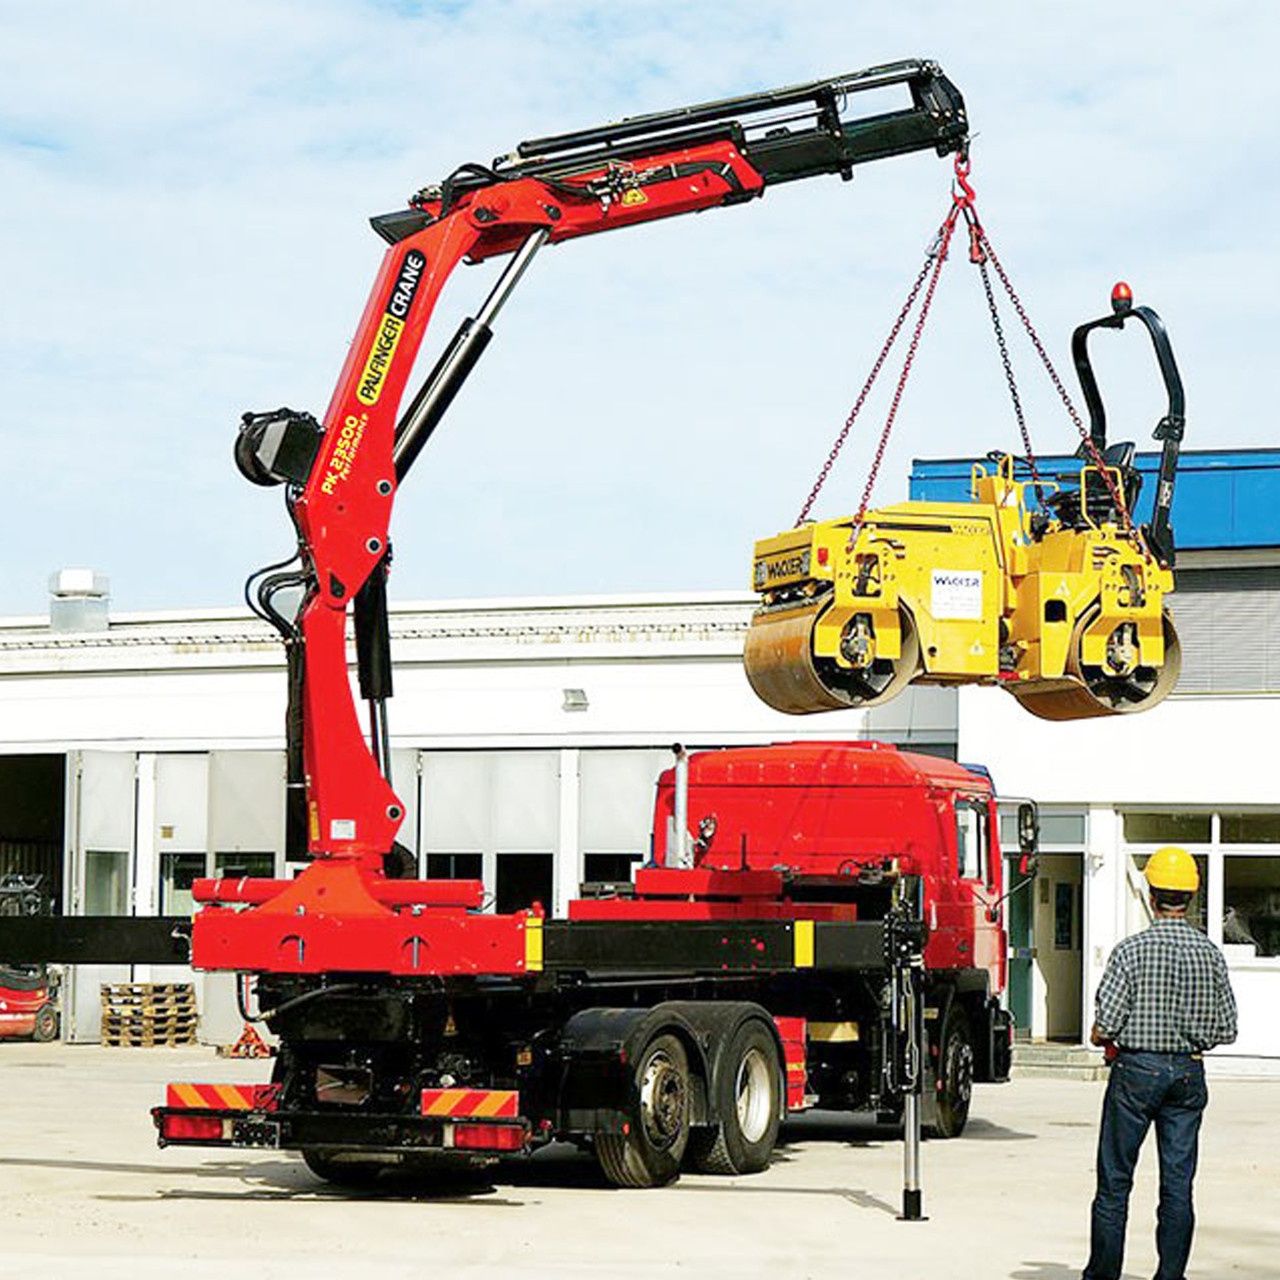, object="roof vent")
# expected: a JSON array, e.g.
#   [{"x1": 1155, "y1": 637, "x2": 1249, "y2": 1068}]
[{"x1": 49, "y1": 568, "x2": 110, "y2": 633}]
